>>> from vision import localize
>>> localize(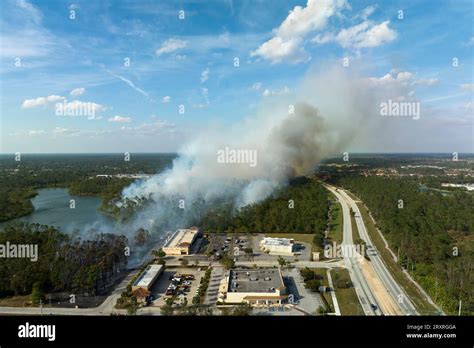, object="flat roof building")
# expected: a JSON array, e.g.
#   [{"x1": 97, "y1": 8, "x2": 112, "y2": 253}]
[
  {"x1": 260, "y1": 237, "x2": 294, "y2": 255},
  {"x1": 132, "y1": 264, "x2": 163, "y2": 291},
  {"x1": 218, "y1": 268, "x2": 287, "y2": 306},
  {"x1": 162, "y1": 227, "x2": 200, "y2": 256}
]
